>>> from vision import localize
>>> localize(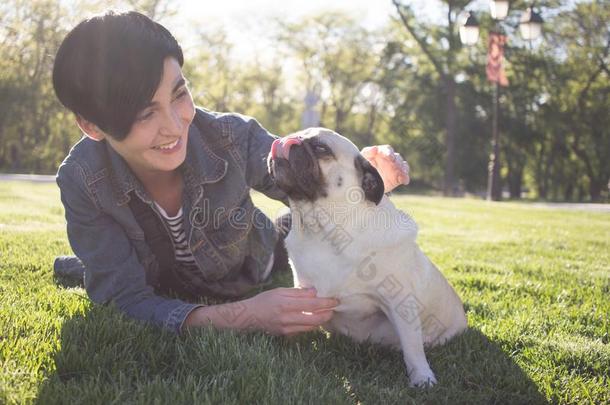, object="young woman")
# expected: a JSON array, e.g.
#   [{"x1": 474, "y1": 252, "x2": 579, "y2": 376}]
[{"x1": 52, "y1": 11, "x2": 410, "y2": 335}]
